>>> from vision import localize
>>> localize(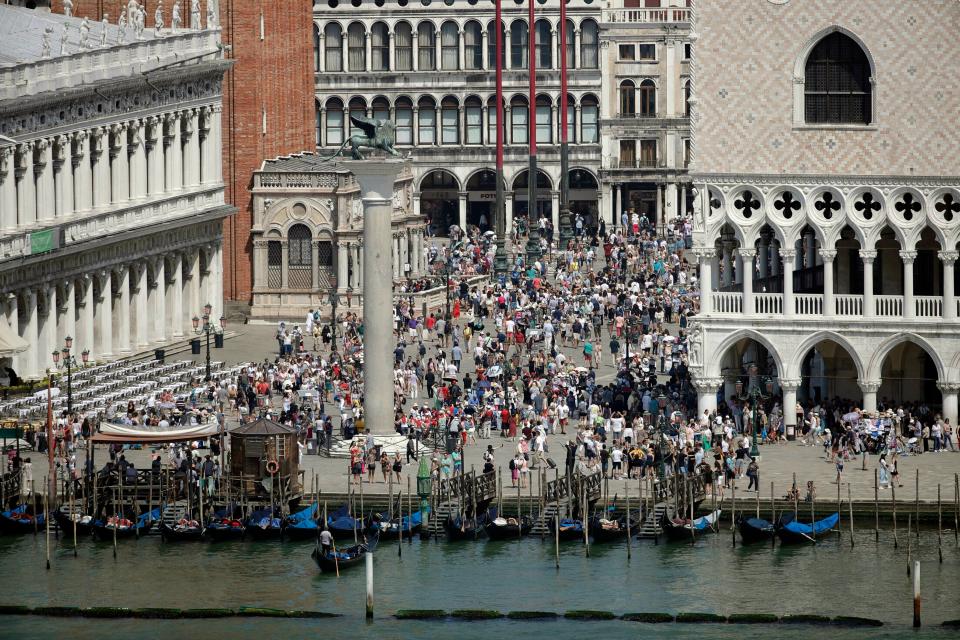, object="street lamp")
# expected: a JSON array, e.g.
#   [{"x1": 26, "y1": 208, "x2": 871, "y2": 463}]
[
  {"x1": 192, "y1": 303, "x2": 225, "y2": 381},
  {"x1": 656, "y1": 391, "x2": 669, "y2": 480},
  {"x1": 733, "y1": 366, "x2": 775, "y2": 458},
  {"x1": 52, "y1": 336, "x2": 89, "y2": 414},
  {"x1": 328, "y1": 290, "x2": 338, "y2": 354}
]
